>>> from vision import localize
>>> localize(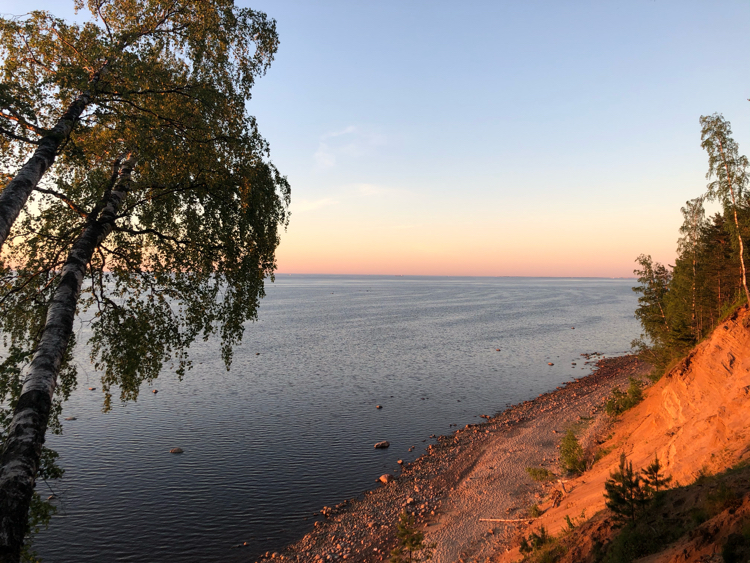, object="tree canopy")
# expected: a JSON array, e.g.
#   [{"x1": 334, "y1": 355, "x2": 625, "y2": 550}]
[
  {"x1": 0, "y1": 2, "x2": 289, "y2": 560},
  {"x1": 632, "y1": 113, "x2": 748, "y2": 372}
]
